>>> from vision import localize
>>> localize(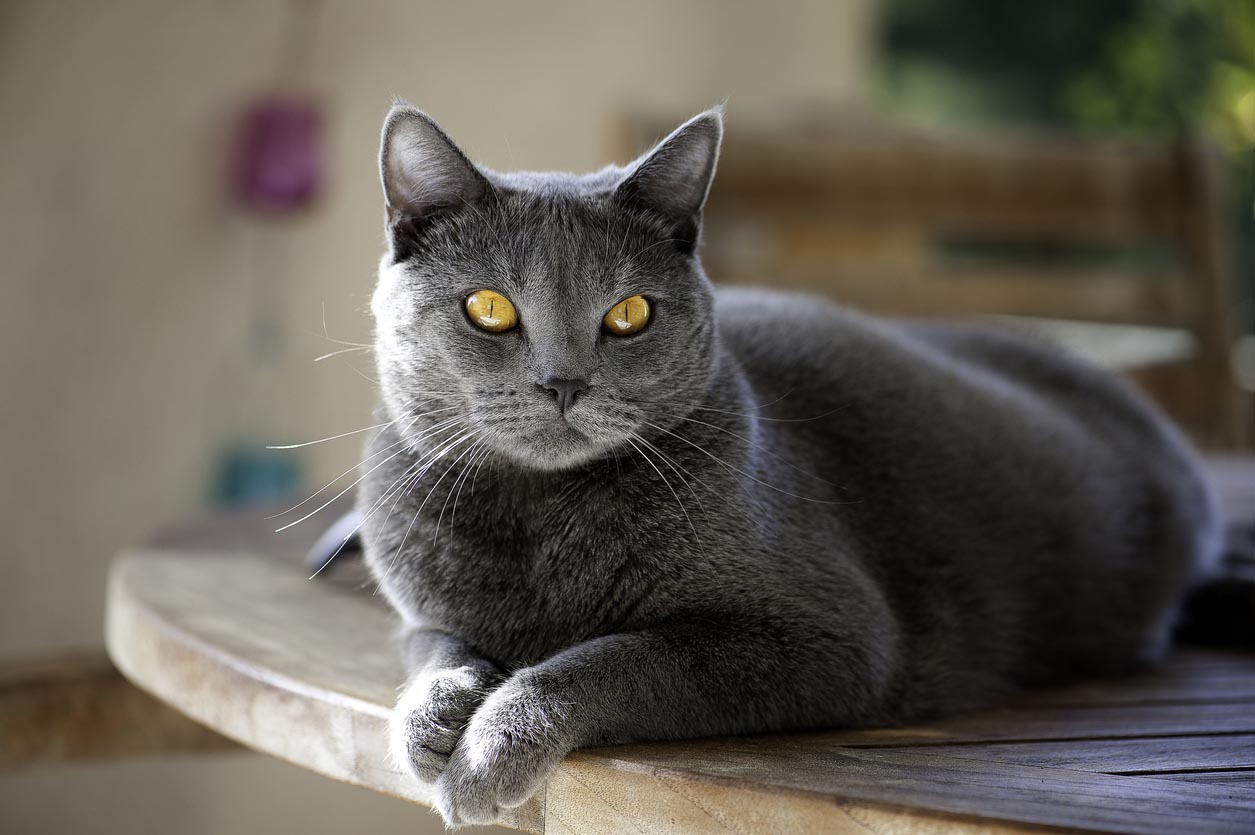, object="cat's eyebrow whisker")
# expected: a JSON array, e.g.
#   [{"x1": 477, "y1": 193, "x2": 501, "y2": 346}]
[
  {"x1": 308, "y1": 332, "x2": 370, "y2": 348},
  {"x1": 347, "y1": 363, "x2": 381, "y2": 386},
  {"x1": 316, "y1": 303, "x2": 371, "y2": 348},
  {"x1": 623, "y1": 236, "x2": 690, "y2": 263},
  {"x1": 313, "y1": 345, "x2": 372, "y2": 362},
  {"x1": 267, "y1": 421, "x2": 391, "y2": 450},
  {"x1": 642, "y1": 421, "x2": 854, "y2": 506},
  {"x1": 453, "y1": 194, "x2": 511, "y2": 257},
  {"x1": 626, "y1": 435, "x2": 705, "y2": 552},
  {"x1": 610, "y1": 214, "x2": 636, "y2": 276}
]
